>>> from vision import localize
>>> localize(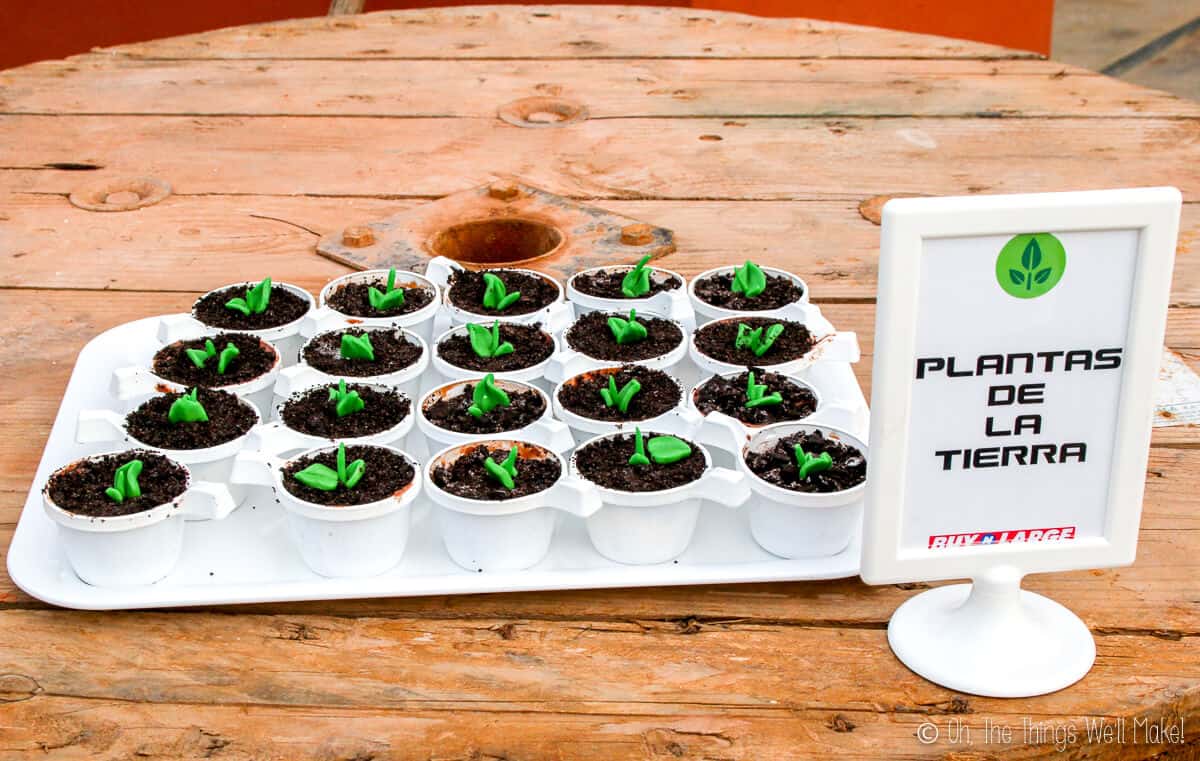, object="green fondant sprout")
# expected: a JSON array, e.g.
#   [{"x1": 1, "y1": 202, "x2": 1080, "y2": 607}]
[
  {"x1": 368, "y1": 268, "x2": 406, "y2": 311},
  {"x1": 735, "y1": 323, "x2": 784, "y2": 358},
  {"x1": 467, "y1": 320, "x2": 515, "y2": 359},
  {"x1": 168, "y1": 388, "x2": 208, "y2": 424},
  {"x1": 184, "y1": 339, "x2": 240, "y2": 375},
  {"x1": 104, "y1": 459, "x2": 143, "y2": 504},
  {"x1": 293, "y1": 442, "x2": 365, "y2": 491},
  {"x1": 731, "y1": 260, "x2": 767, "y2": 299},
  {"x1": 607, "y1": 308, "x2": 648, "y2": 345},
  {"x1": 794, "y1": 446, "x2": 833, "y2": 480},
  {"x1": 482, "y1": 273, "x2": 521, "y2": 311},
  {"x1": 340, "y1": 332, "x2": 375, "y2": 361},
  {"x1": 484, "y1": 446, "x2": 519, "y2": 490},
  {"x1": 328, "y1": 380, "x2": 365, "y2": 417},
  {"x1": 621, "y1": 254, "x2": 653, "y2": 298},
  {"x1": 626, "y1": 429, "x2": 693, "y2": 467},
  {"x1": 468, "y1": 373, "x2": 511, "y2": 418},
  {"x1": 744, "y1": 370, "x2": 782, "y2": 409},
  {"x1": 599, "y1": 375, "x2": 641, "y2": 413},
  {"x1": 225, "y1": 277, "x2": 272, "y2": 316}
]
